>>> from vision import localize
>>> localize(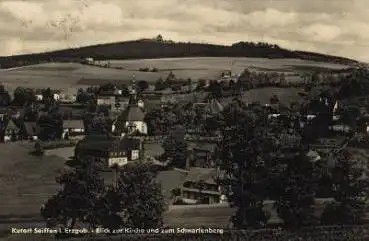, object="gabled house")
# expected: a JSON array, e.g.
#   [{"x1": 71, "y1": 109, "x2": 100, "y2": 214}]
[
  {"x1": 112, "y1": 96, "x2": 130, "y2": 113},
  {"x1": 62, "y1": 120, "x2": 85, "y2": 140},
  {"x1": 192, "y1": 98, "x2": 224, "y2": 118},
  {"x1": 357, "y1": 115, "x2": 369, "y2": 134},
  {"x1": 205, "y1": 98, "x2": 224, "y2": 116},
  {"x1": 180, "y1": 167, "x2": 227, "y2": 205},
  {"x1": 187, "y1": 143, "x2": 217, "y2": 168},
  {"x1": 59, "y1": 93, "x2": 77, "y2": 103},
  {"x1": 97, "y1": 90, "x2": 116, "y2": 106},
  {"x1": 74, "y1": 135, "x2": 142, "y2": 168},
  {"x1": 3, "y1": 119, "x2": 20, "y2": 142},
  {"x1": 34, "y1": 89, "x2": 43, "y2": 101},
  {"x1": 306, "y1": 150, "x2": 322, "y2": 163},
  {"x1": 23, "y1": 121, "x2": 40, "y2": 141}
]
